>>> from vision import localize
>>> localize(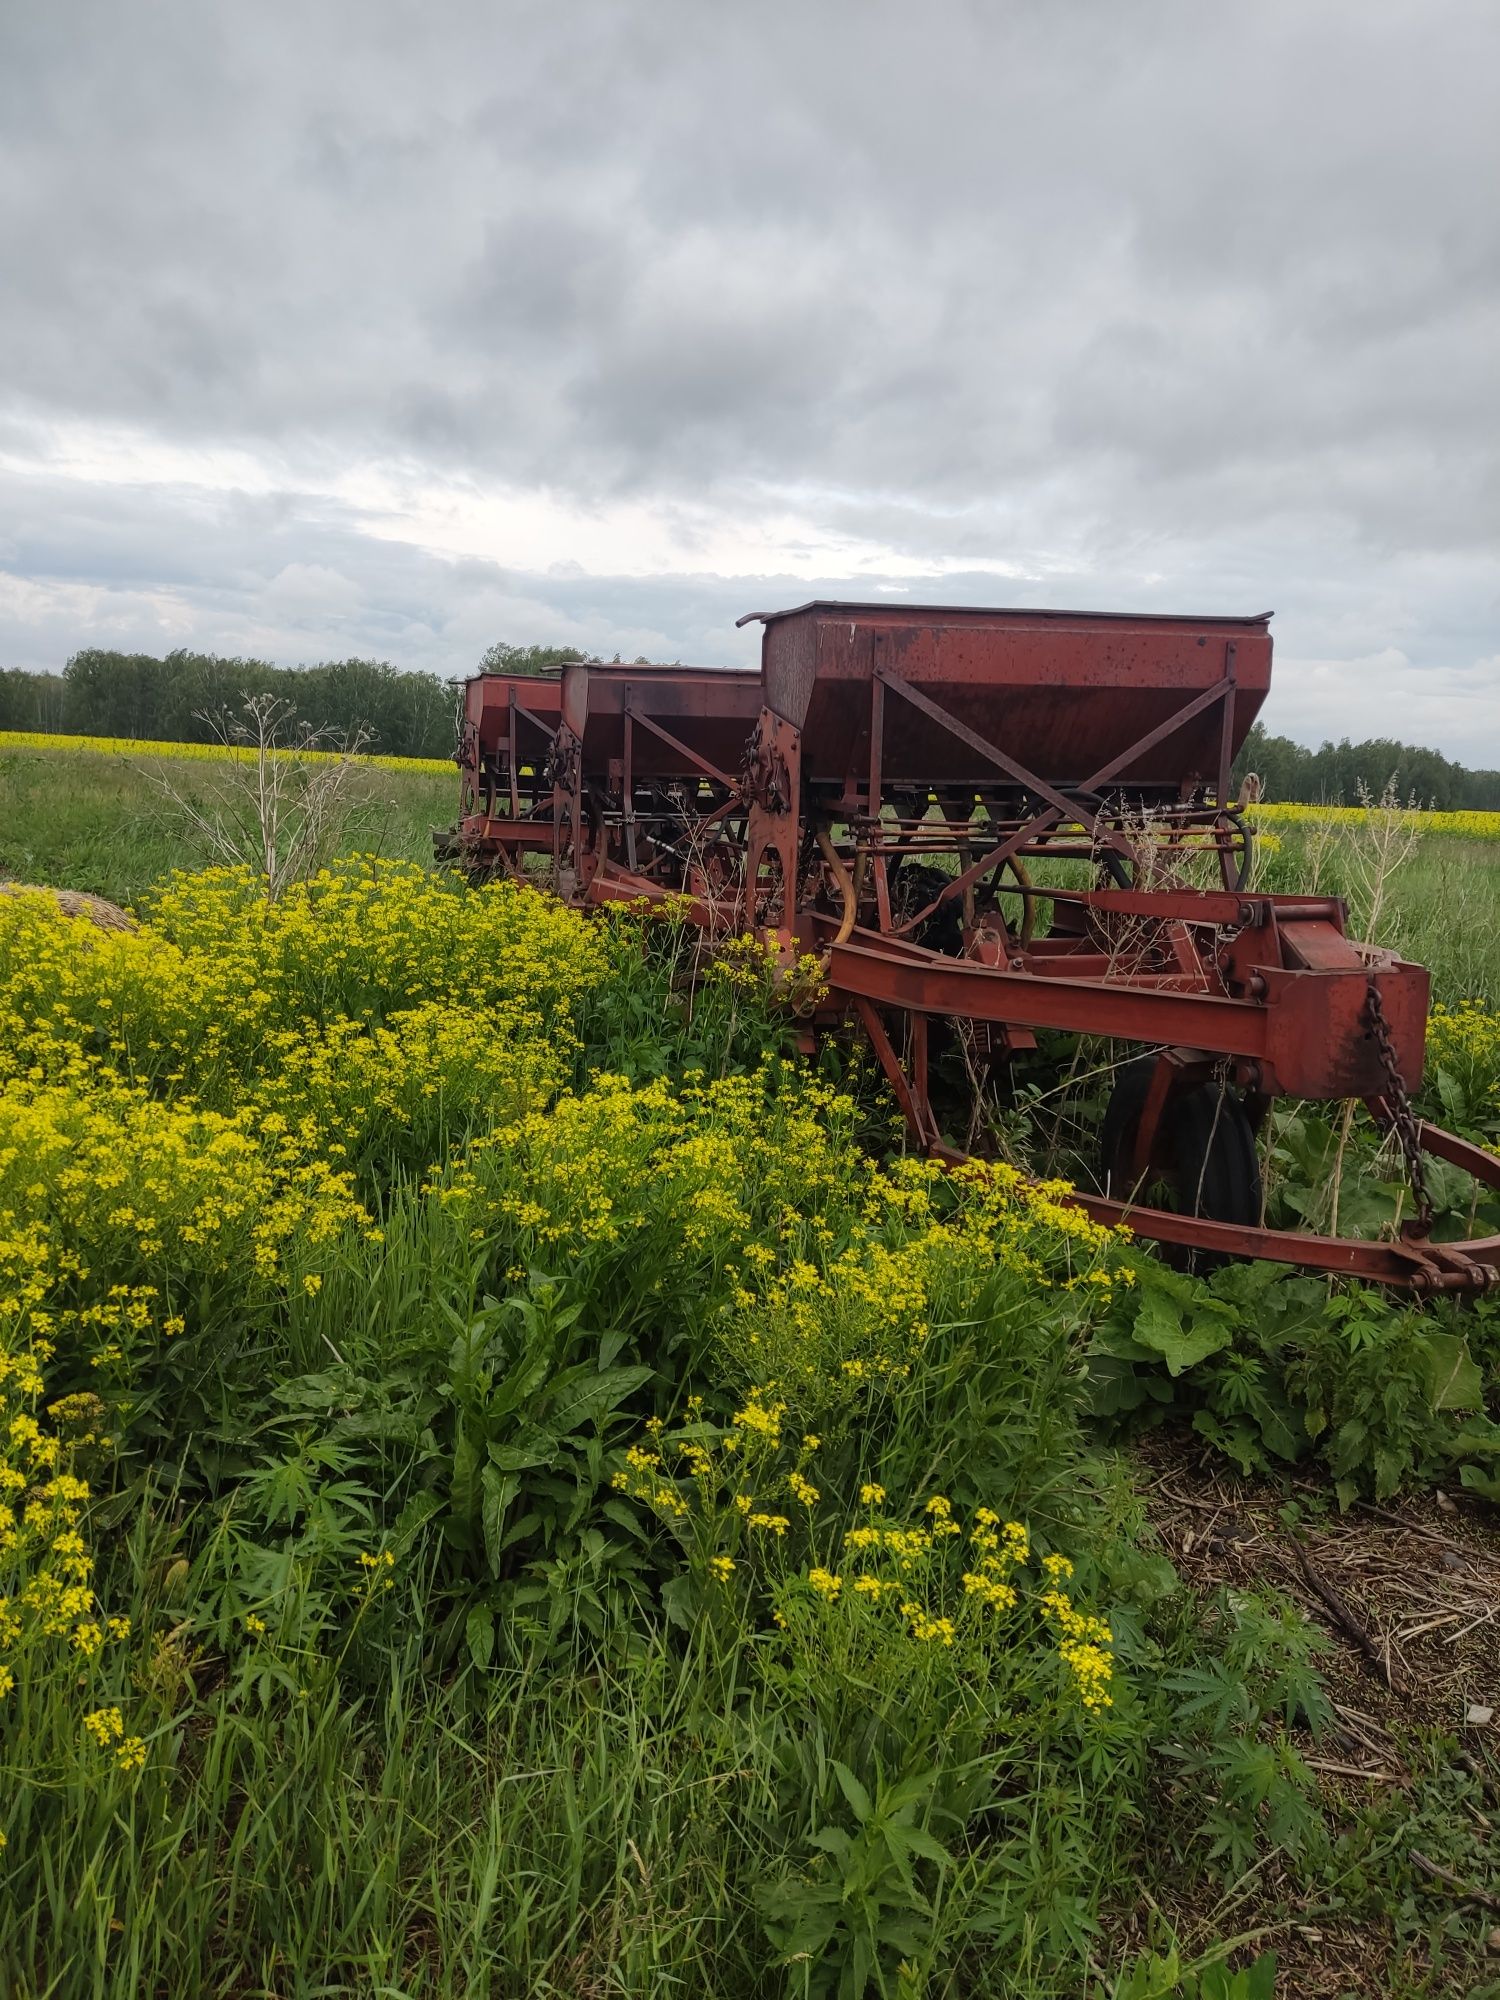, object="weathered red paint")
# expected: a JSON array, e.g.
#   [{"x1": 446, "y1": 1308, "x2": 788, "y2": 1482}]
[{"x1": 444, "y1": 603, "x2": 1498, "y2": 1292}]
